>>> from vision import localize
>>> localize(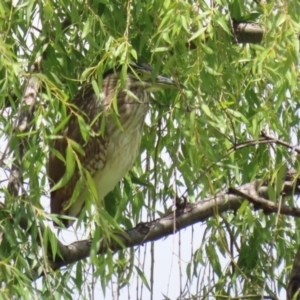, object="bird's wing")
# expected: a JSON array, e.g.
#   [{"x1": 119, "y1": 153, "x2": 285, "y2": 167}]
[{"x1": 48, "y1": 84, "x2": 108, "y2": 223}]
